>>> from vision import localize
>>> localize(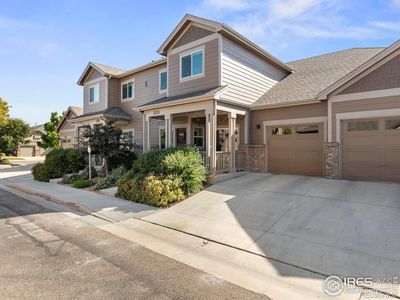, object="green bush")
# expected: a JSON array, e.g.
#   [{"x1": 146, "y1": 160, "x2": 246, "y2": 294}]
[
  {"x1": 32, "y1": 163, "x2": 51, "y2": 182},
  {"x1": 79, "y1": 166, "x2": 97, "y2": 180},
  {"x1": 62, "y1": 173, "x2": 80, "y2": 184},
  {"x1": 72, "y1": 179, "x2": 94, "y2": 189},
  {"x1": 117, "y1": 175, "x2": 184, "y2": 207},
  {"x1": 132, "y1": 147, "x2": 206, "y2": 196},
  {"x1": 95, "y1": 166, "x2": 126, "y2": 190},
  {"x1": 44, "y1": 148, "x2": 85, "y2": 179}
]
